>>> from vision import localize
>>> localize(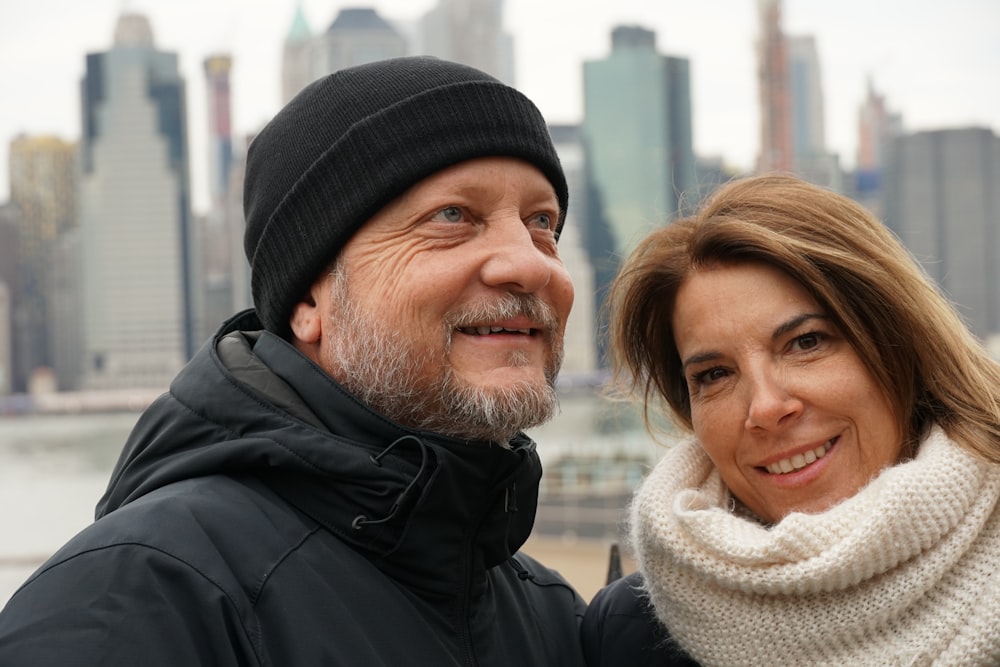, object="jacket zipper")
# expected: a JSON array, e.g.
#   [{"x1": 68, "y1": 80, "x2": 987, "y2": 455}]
[
  {"x1": 459, "y1": 481, "x2": 519, "y2": 666},
  {"x1": 458, "y1": 536, "x2": 478, "y2": 667}
]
